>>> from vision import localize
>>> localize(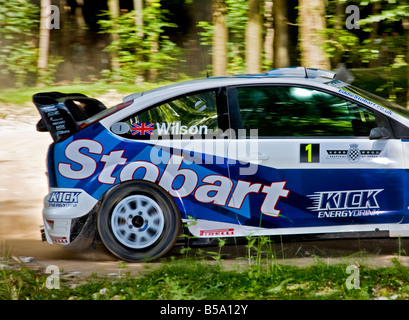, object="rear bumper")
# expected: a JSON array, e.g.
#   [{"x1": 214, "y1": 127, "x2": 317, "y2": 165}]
[{"x1": 42, "y1": 188, "x2": 98, "y2": 246}]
